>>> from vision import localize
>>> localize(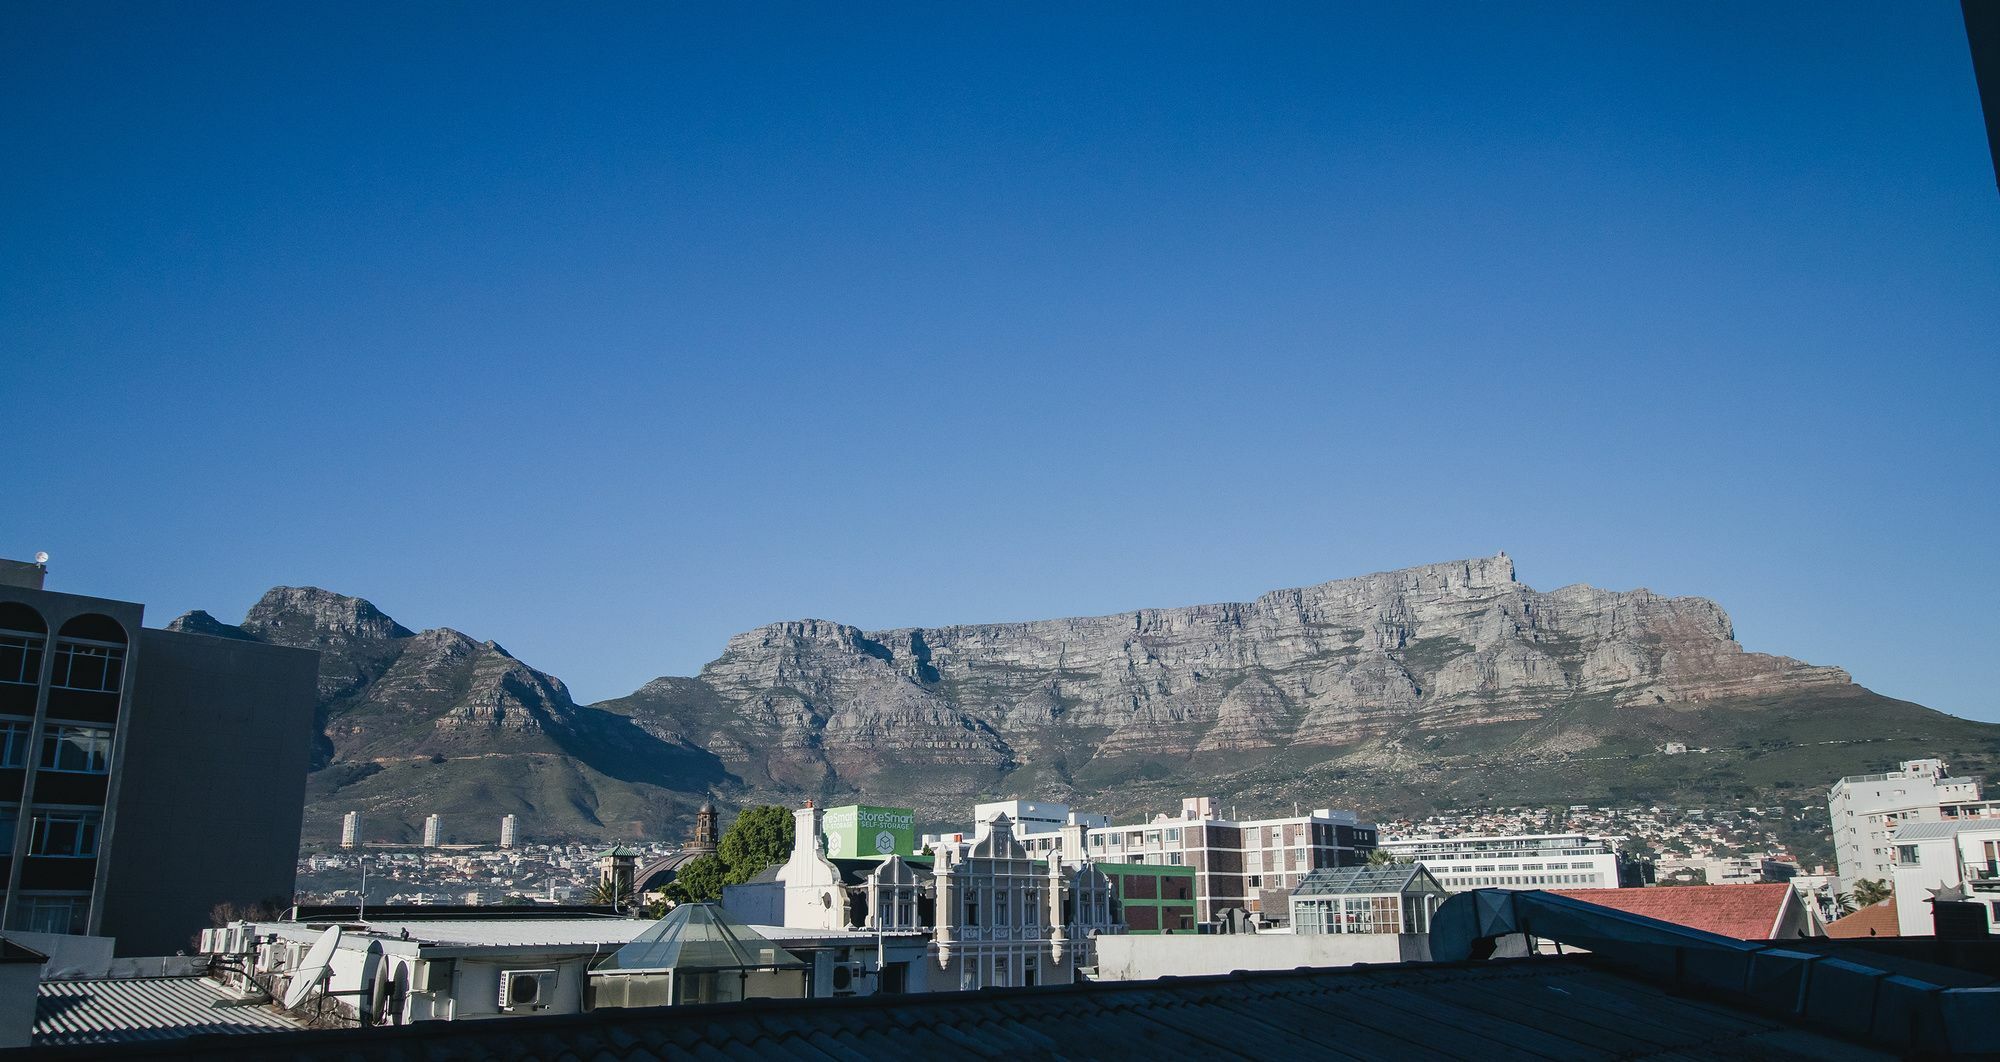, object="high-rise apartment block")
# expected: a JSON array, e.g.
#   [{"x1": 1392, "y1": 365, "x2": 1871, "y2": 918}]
[
  {"x1": 341, "y1": 811, "x2": 361, "y2": 849},
  {"x1": 423, "y1": 814, "x2": 443, "y2": 848},
  {"x1": 0, "y1": 557, "x2": 318, "y2": 954},
  {"x1": 499, "y1": 814, "x2": 517, "y2": 849},
  {"x1": 1828, "y1": 758, "x2": 2000, "y2": 895}
]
